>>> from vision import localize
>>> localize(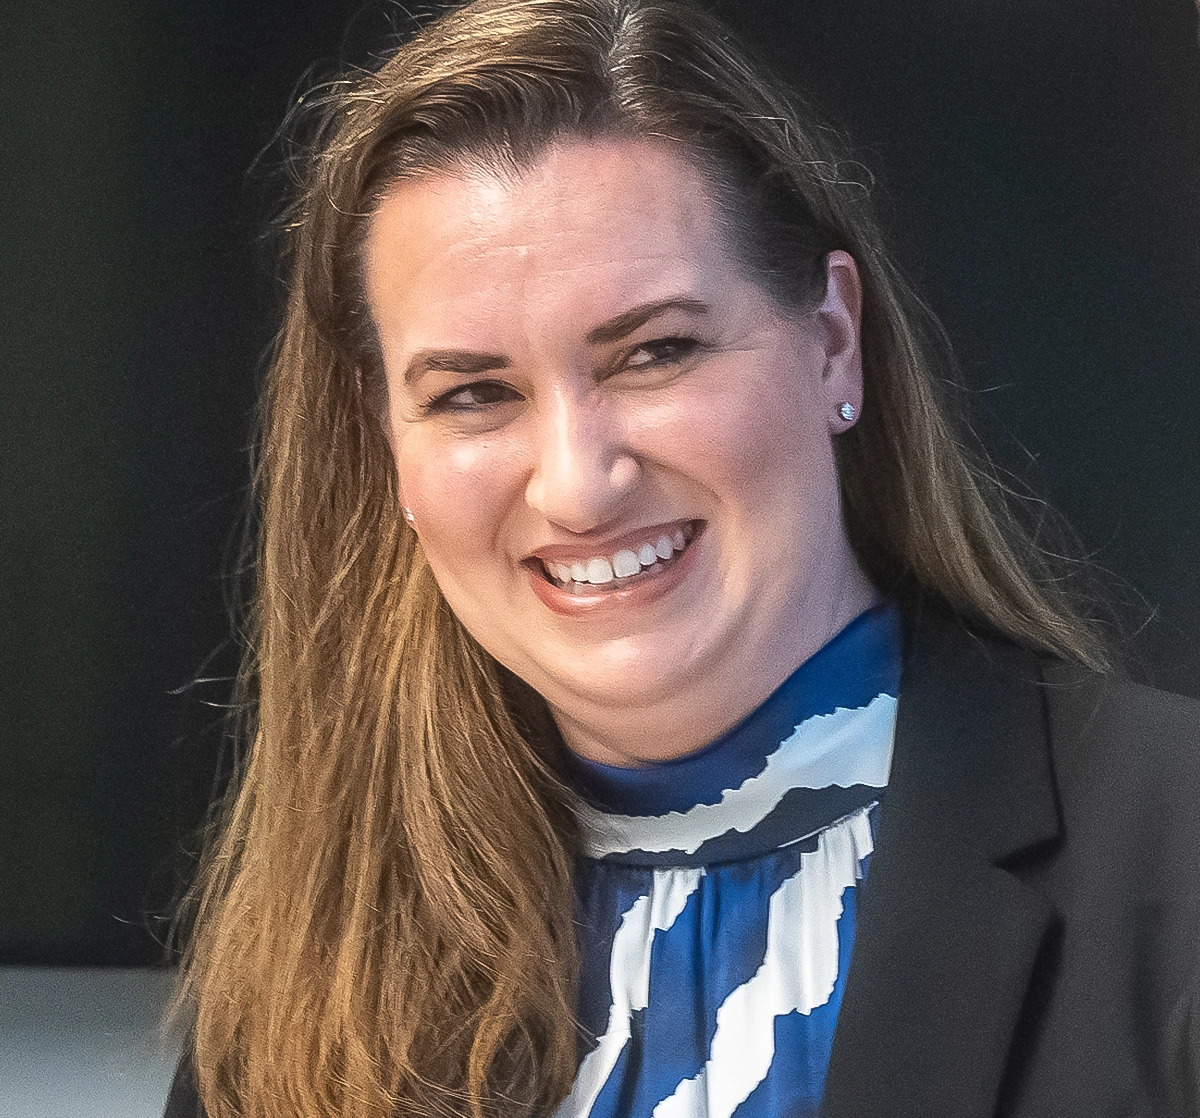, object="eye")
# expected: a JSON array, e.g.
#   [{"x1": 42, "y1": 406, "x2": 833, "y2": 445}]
[
  {"x1": 625, "y1": 335, "x2": 702, "y2": 369},
  {"x1": 423, "y1": 379, "x2": 523, "y2": 414}
]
